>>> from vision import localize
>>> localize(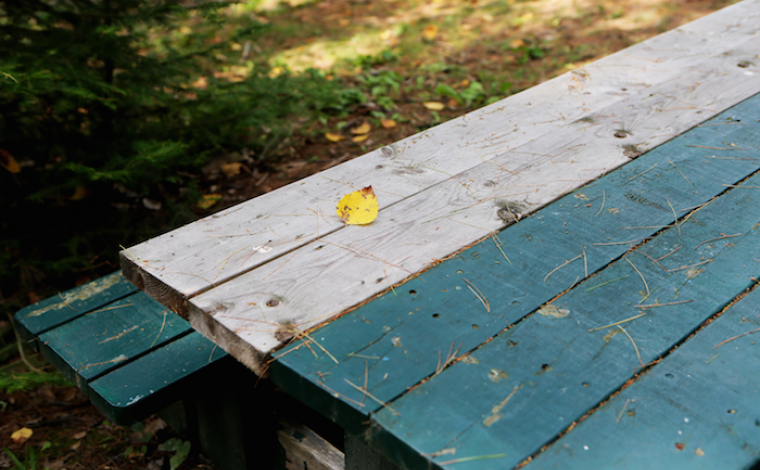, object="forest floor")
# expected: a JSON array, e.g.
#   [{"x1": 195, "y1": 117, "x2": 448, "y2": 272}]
[{"x1": 1, "y1": 0, "x2": 740, "y2": 468}]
